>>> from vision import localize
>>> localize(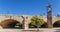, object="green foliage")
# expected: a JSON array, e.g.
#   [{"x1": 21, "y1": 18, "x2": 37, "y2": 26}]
[
  {"x1": 30, "y1": 16, "x2": 44, "y2": 27},
  {"x1": 15, "y1": 22, "x2": 23, "y2": 29}
]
